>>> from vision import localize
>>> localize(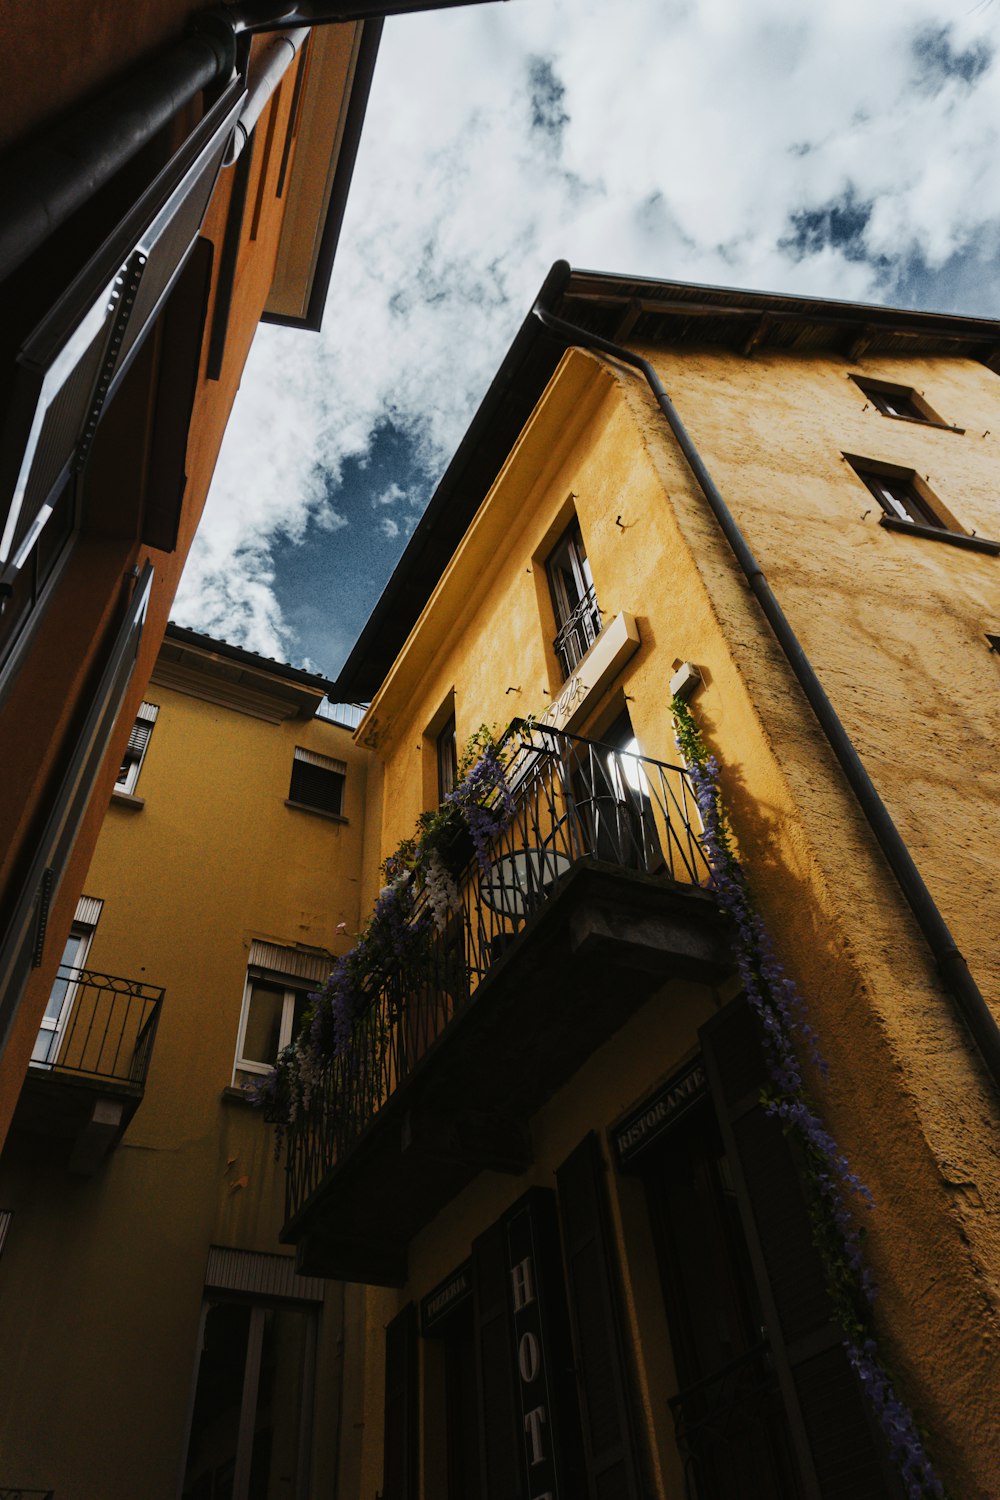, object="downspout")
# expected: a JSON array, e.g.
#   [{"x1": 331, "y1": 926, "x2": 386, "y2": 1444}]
[
  {"x1": 533, "y1": 297, "x2": 1000, "y2": 1092},
  {"x1": 216, "y1": 0, "x2": 502, "y2": 34},
  {"x1": 224, "y1": 28, "x2": 310, "y2": 165},
  {"x1": 0, "y1": 19, "x2": 237, "y2": 285}
]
